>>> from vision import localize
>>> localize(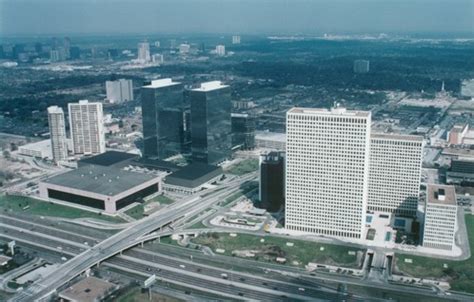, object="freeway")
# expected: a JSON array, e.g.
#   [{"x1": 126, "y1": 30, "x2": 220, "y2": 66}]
[{"x1": 9, "y1": 173, "x2": 257, "y2": 302}]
